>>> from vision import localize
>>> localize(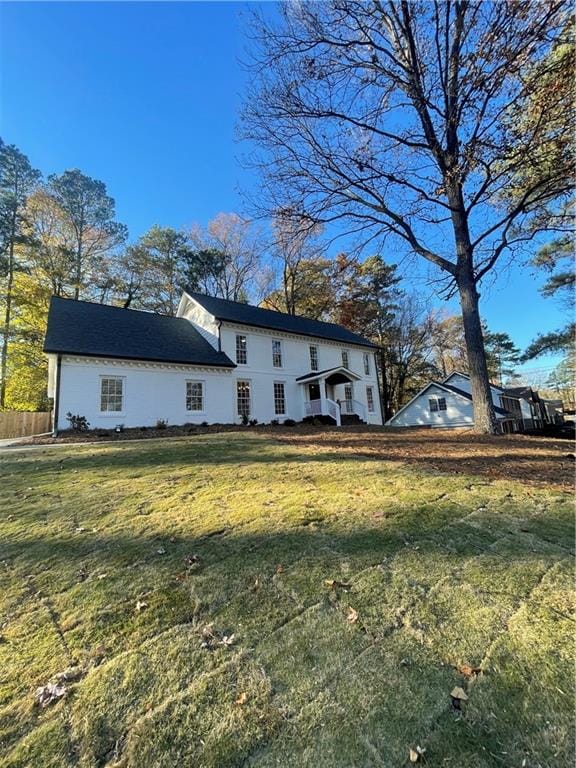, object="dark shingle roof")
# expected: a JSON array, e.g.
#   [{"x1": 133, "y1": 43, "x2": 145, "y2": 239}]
[
  {"x1": 185, "y1": 291, "x2": 377, "y2": 348},
  {"x1": 44, "y1": 297, "x2": 235, "y2": 368},
  {"x1": 441, "y1": 382, "x2": 512, "y2": 416}
]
